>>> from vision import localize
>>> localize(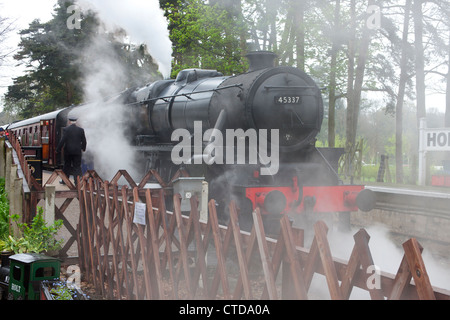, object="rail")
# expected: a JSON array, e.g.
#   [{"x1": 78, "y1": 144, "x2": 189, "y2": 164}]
[{"x1": 368, "y1": 185, "x2": 450, "y2": 217}]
